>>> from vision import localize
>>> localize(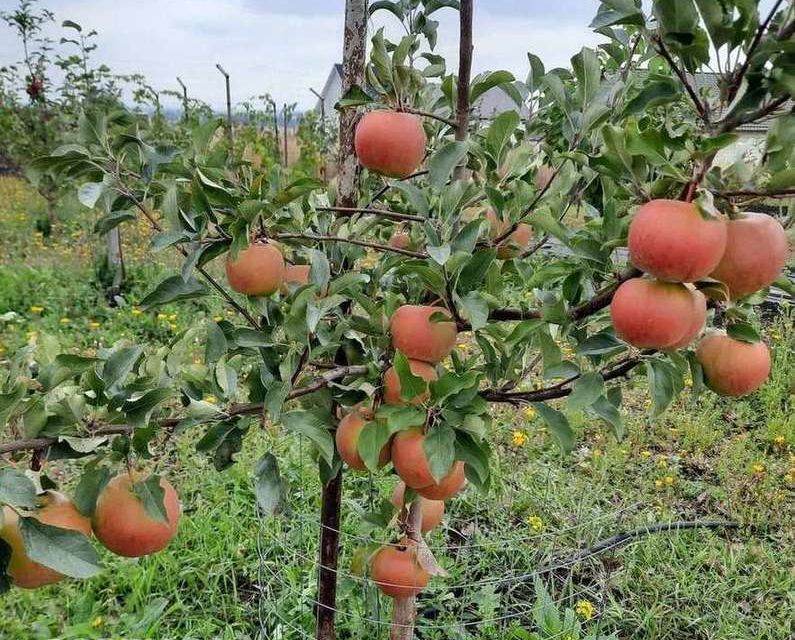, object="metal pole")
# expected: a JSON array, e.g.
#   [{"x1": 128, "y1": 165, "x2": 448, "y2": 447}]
[{"x1": 216, "y1": 64, "x2": 234, "y2": 146}]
